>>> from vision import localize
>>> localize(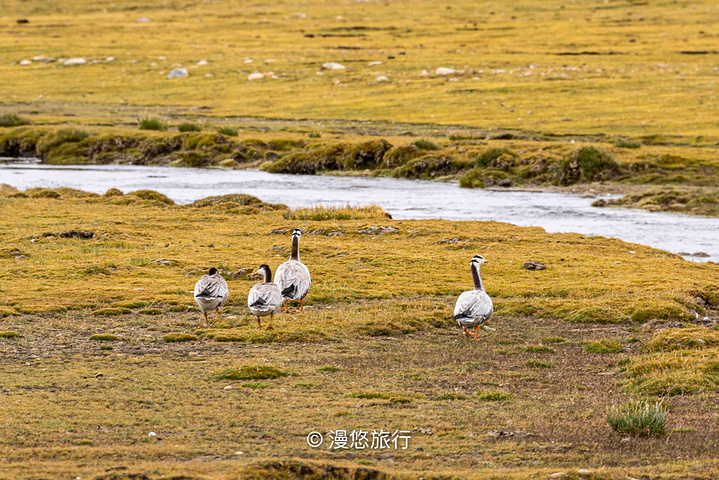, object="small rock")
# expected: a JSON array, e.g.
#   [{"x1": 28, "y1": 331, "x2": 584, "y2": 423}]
[
  {"x1": 148, "y1": 432, "x2": 157, "y2": 437},
  {"x1": 223, "y1": 385, "x2": 233, "y2": 391},
  {"x1": 523, "y1": 261, "x2": 546, "y2": 270},
  {"x1": 577, "y1": 470, "x2": 591, "y2": 477},
  {"x1": 32, "y1": 55, "x2": 54, "y2": 62},
  {"x1": 620, "y1": 437, "x2": 631, "y2": 443},
  {"x1": 234, "y1": 451, "x2": 244, "y2": 455},
  {"x1": 19, "y1": 60, "x2": 32, "y2": 66},
  {"x1": 374, "y1": 75, "x2": 389, "y2": 82},
  {"x1": 59, "y1": 230, "x2": 95, "y2": 239},
  {"x1": 357, "y1": 226, "x2": 398, "y2": 235},
  {"x1": 196, "y1": 59, "x2": 208, "y2": 66},
  {"x1": 94, "y1": 372, "x2": 103, "y2": 378},
  {"x1": 548, "y1": 474, "x2": 567, "y2": 479},
  {"x1": 138, "y1": 17, "x2": 151, "y2": 22},
  {"x1": 17, "y1": 19, "x2": 30, "y2": 24},
  {"x1": 63, "y1": 58, "x2": 87, "y2": 66},
  {"x1": 368, "y1": 61, "x2": 382, "y2": 66},
  {"x1": 498, "y1": 179, "x2": 512, "y2": 187},
  {"x1": 151, "y1": 259, "x2": 177, "y2": 266},
  {"x1": 322, "y1": 62, "x2": 346, "y2": 70},
  {"x1": 168, "y1": 68, "x2": 188, "y2": 79},
  {"x1": 691, "y1": 252, "x2": 710, "y2": 257},
  {"x1": 561, "y1": 117, "x2": 572, "y2": 122},
  {"x1": 435, "y1": 67, "x2": 458, "y2": 75},
  {"x1": 248, "y1": 72, "x2": 265, "y2": 81},
  {"x1": 290, "y1": 13, "x2": 306, "y2": 18}
]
